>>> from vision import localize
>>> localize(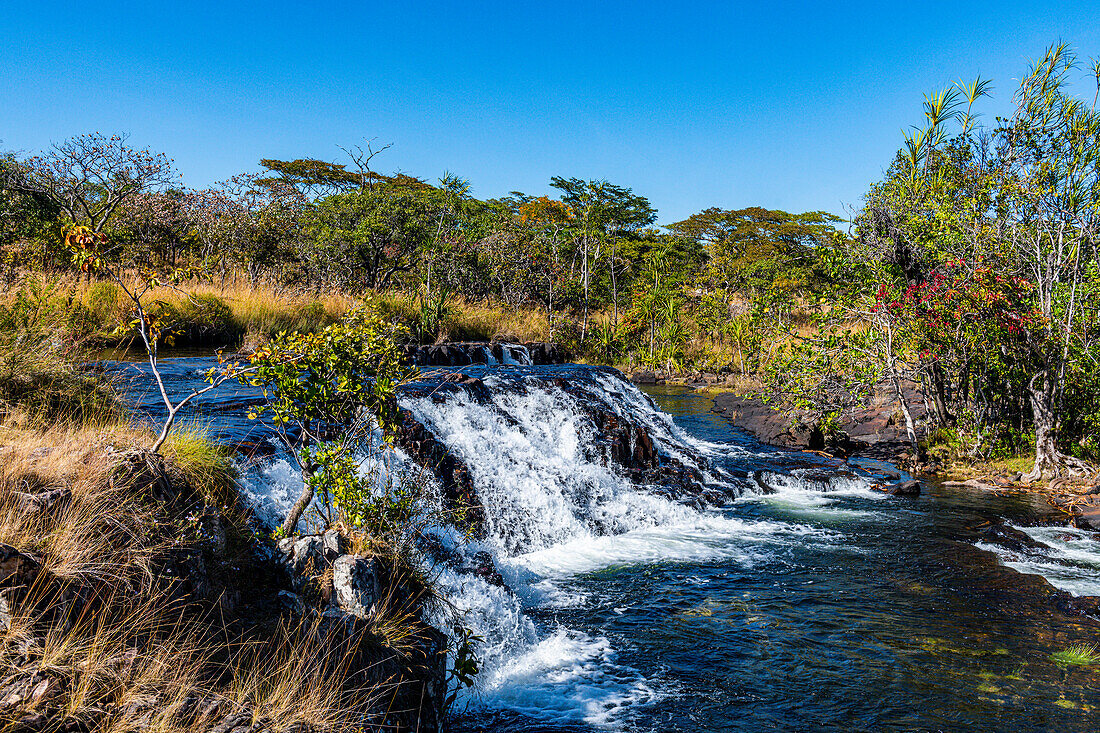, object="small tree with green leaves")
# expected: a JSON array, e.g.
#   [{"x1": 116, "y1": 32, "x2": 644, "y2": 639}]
[{"x1": 241, "y1": 306, "x2": 414, "y2": 538}]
